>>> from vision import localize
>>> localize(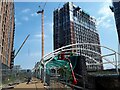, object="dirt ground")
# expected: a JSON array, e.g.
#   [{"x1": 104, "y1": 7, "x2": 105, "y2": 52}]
[{"x1": 9, "y1": 78, "x2": 45, "y2": 90}]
